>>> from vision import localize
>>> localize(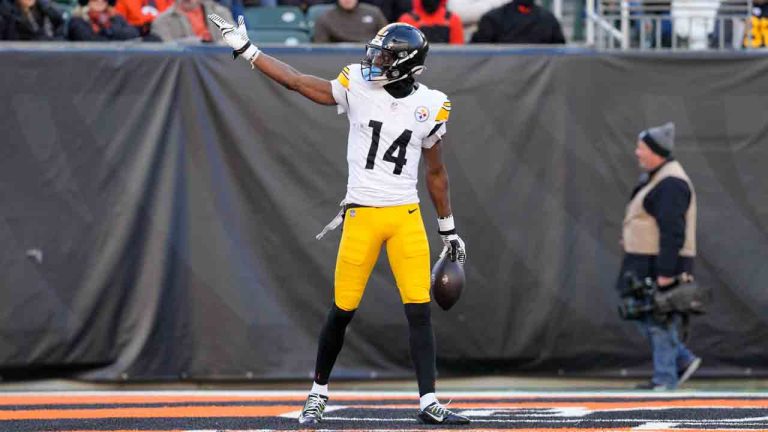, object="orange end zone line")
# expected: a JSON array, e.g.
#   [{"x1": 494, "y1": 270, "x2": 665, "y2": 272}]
[
  {"x1": 0, "y1": 396, "x2": 305, "y2": 406},
  {"x1": 1, "y1": 394, "x2": 767, "y2": 406},
  {"x1": 0, "y1": 405, "x2": 297, "y2": 420},
  {"x1": 0, "y1": 394, "x2": 431, "y2": 406},
  {"x1": 1, "y1": 399, "x2": 768, "y2": 421}
]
